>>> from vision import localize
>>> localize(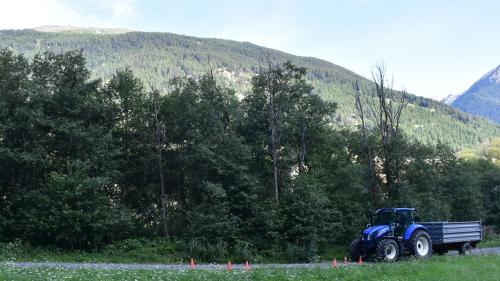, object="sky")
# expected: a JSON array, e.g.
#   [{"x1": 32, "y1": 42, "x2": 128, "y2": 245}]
[{"x1": 1, "y1": 0, "x2": 500, "y2": 100}]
